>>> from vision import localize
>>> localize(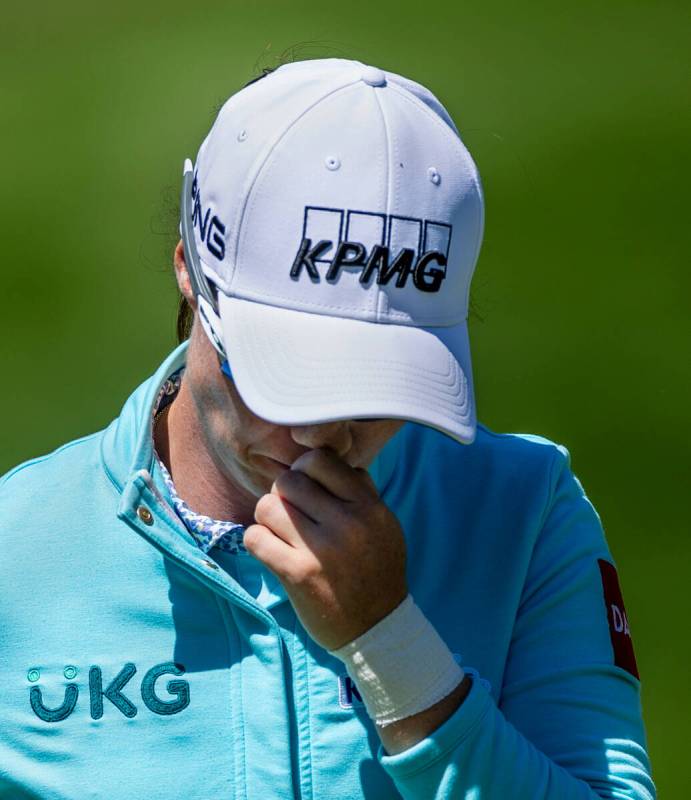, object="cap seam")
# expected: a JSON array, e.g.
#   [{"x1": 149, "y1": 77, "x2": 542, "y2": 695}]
[
  {"x1": 371, "y1": 84, "x2": 390, "y2": 322},
  {"x1": 386, "y1": 81, "x2": 469, "y2": 151},
  {"x1": 231, "y1": 76, "x2": 365, "y2": 294},
  {"x1": 387, "y1": 82, "x2": 485, "y2": 313}
]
